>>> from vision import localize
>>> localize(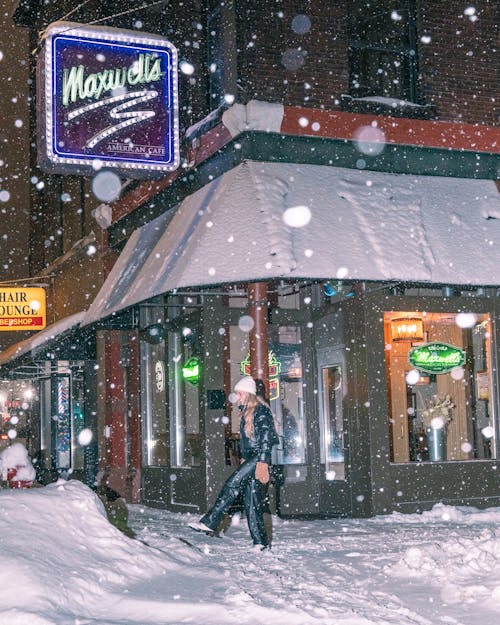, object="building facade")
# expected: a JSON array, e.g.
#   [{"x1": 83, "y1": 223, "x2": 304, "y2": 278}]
[{"x1": 1, "y1": 1, "x2": 499, "y2": 517}]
